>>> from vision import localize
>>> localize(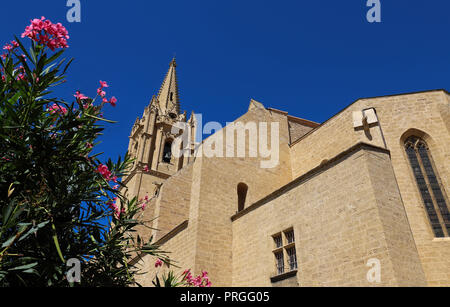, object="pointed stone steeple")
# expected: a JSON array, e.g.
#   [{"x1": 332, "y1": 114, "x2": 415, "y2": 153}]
[
  {"x1": 156, "y1": 57, "x2": 180, "y2": 116},
  {"x1": 123, "y1": 57, "x2": 195, "y2": 206}
]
